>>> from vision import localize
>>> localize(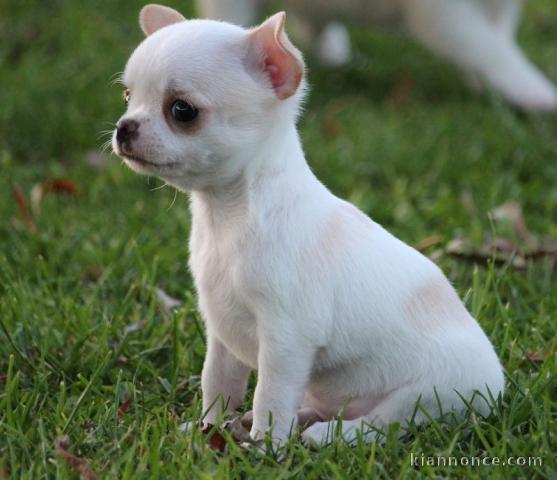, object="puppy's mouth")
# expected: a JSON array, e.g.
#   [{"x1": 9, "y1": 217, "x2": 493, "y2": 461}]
[{"x1": 120, "y1": 153, "x2": 178, "y2": 171}]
